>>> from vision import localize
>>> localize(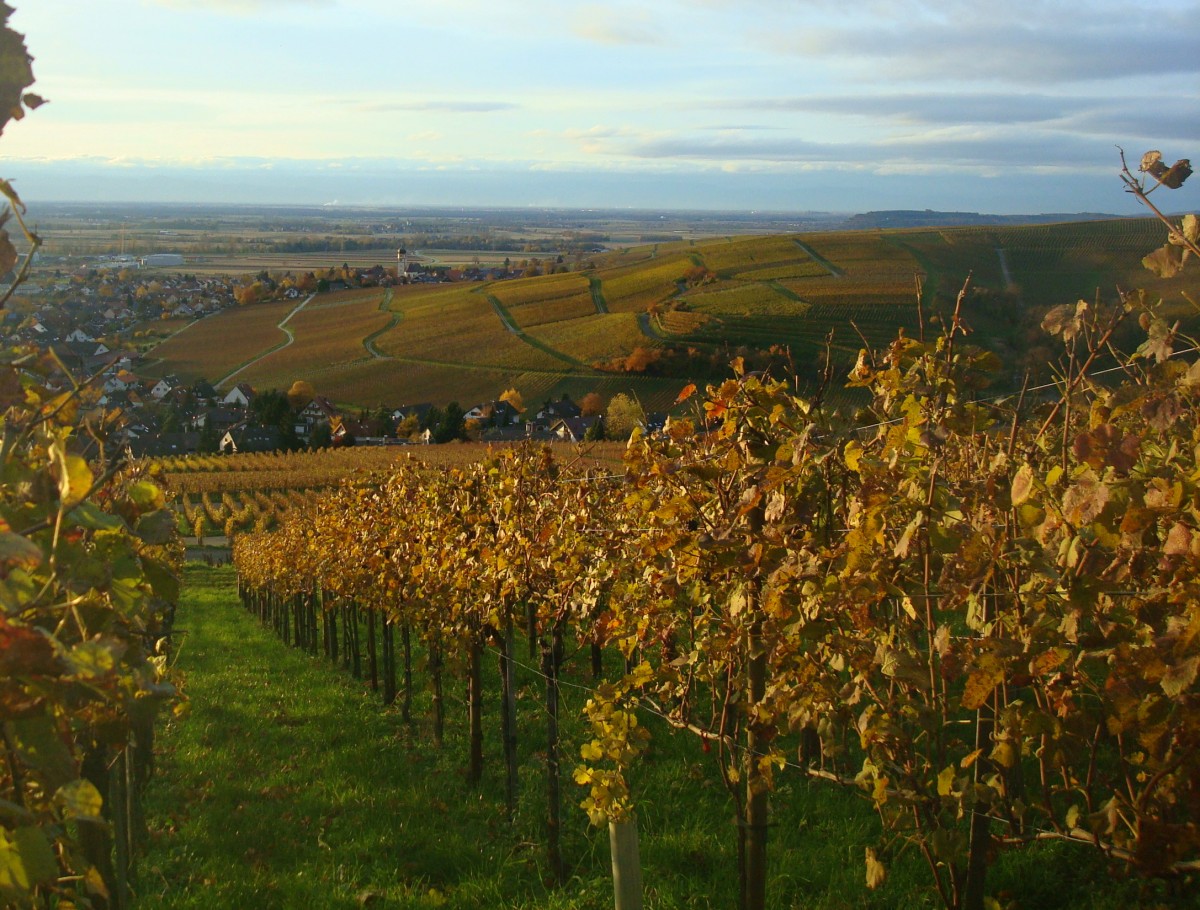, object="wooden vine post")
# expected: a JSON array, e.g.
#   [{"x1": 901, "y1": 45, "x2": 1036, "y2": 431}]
[{"x1": 608, "y1": 817, "x2": 644, "y2": 910}]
